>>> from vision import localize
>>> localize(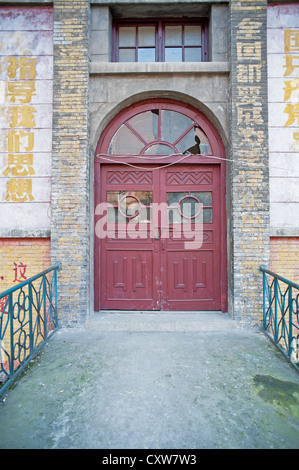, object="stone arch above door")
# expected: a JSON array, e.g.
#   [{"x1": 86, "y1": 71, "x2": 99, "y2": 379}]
[{"x1": 95, "y1": 98, "x2": 225, "y2": 160}]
